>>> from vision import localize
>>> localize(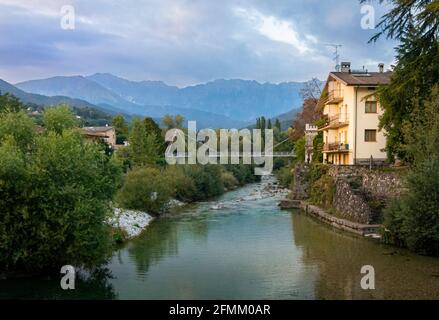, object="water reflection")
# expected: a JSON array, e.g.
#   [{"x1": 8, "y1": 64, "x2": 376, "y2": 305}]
[
  {"x1": 2, "y1": 178, "x2": 438, "y2": 299},
  {"x1": 291, "y1": 211, "x2": 439, "y2": 299},
  {"x1": 127, "y1": 222, "x2": 179, "y2": 275},
  {"x1": 0, "y1": 267, "x2": 116, "y2": 299}
]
